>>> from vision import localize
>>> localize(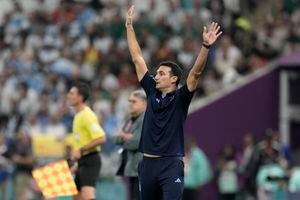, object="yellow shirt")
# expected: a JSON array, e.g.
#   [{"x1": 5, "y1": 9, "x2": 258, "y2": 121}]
[{"x1": 72, "y1": 106, "x2": 105, "y2": 155}]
